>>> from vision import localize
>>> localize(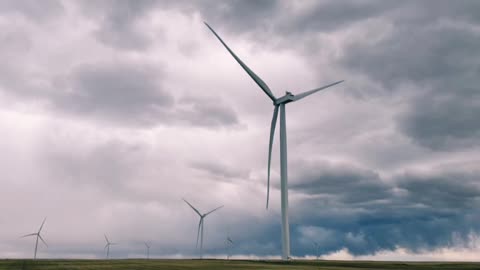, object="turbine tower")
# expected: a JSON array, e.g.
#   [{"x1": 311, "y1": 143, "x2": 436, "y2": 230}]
[
  {"x1": 21, "y1": 217, "x2": 48, "y2": 259},
  {"x1": 144, "y1": 242, "x2": 151, "y2": 259},
  {"x1": 183, "y1": 199, "x2": 223, "y2": 259},
  {"x1": 104, "y1": 234, "x2": 116, "y2": 259},
  {"x1": 205, "y1": 22, "x2": 344, "y2": 260}
]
